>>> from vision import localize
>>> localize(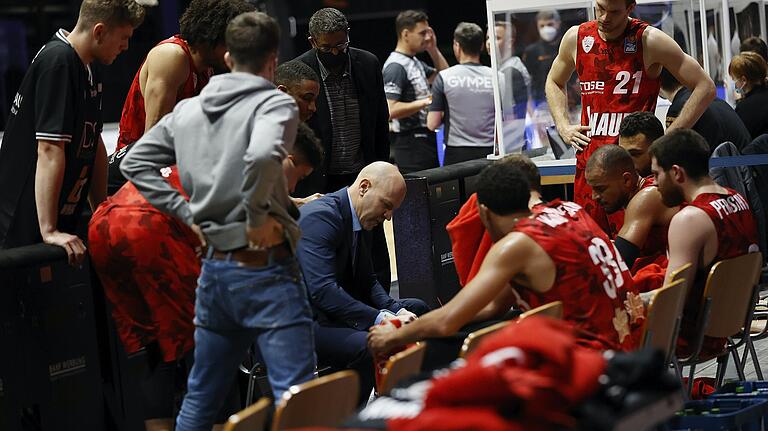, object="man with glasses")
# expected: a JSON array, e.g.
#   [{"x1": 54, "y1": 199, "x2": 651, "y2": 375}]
[
  {"x1": 383, "y1": 9, "x2": 448, "y2": 173},
  {"x1": 296, "y1": 7, "x2": 394, "y2": 290}
]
